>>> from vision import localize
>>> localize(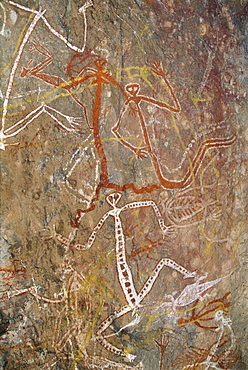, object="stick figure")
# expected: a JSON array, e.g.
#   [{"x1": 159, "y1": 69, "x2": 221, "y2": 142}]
[
  {"x1": 112, "y1": 61, "x2": 236, "y2": 189},
  {"x1": 71, "y1": 60, "x2": 236, "y2": 227},
  {"x1": 19, "y1": 40, "x2": 91, "y2": 127},
  {"x1": 49, "y1": 192, "x2": 199, "y2": 361},
  {"x1": 0, "y1": 0, "x2": 93, "y2": 150},
  {"x1": 154, "y1": 334, "x2": 170, "y2": 370},
  {"x1": 69, "y1": 59, "x2": 162, "y2": 227}
]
